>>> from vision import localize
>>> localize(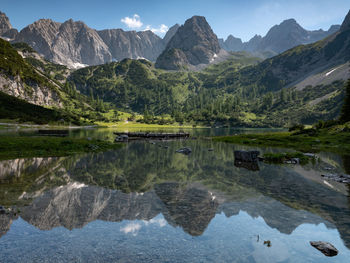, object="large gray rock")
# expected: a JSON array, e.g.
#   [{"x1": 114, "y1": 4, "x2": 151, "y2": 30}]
[
  {"x1": 310, "y1": 241, "x2": 338, "y2": 257},
  {"x1": 156, "y1": 16, "x2": 221, "y2": 70}
]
